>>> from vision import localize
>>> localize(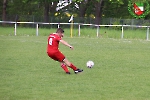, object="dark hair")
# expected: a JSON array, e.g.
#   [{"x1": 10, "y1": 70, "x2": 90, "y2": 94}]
[{"x1": 56, "y1": 28, "x2": 64, "y2": 33}]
